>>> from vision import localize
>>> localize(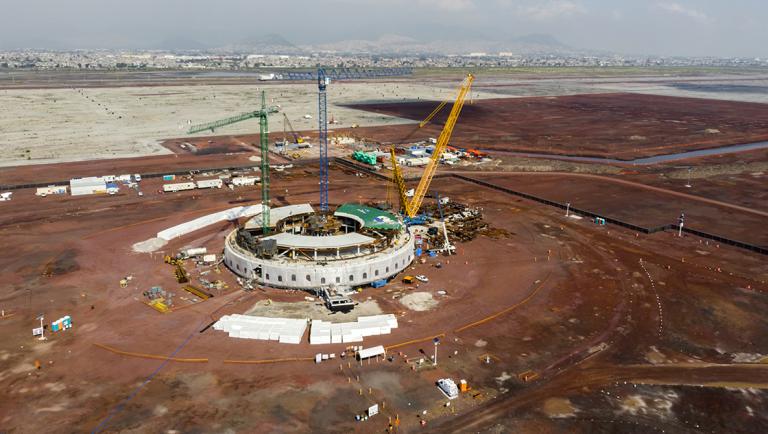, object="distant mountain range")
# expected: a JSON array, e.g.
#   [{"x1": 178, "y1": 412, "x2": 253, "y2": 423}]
[{"x1": 156, "y1": 33, "x2": 592, "y2": 56}]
